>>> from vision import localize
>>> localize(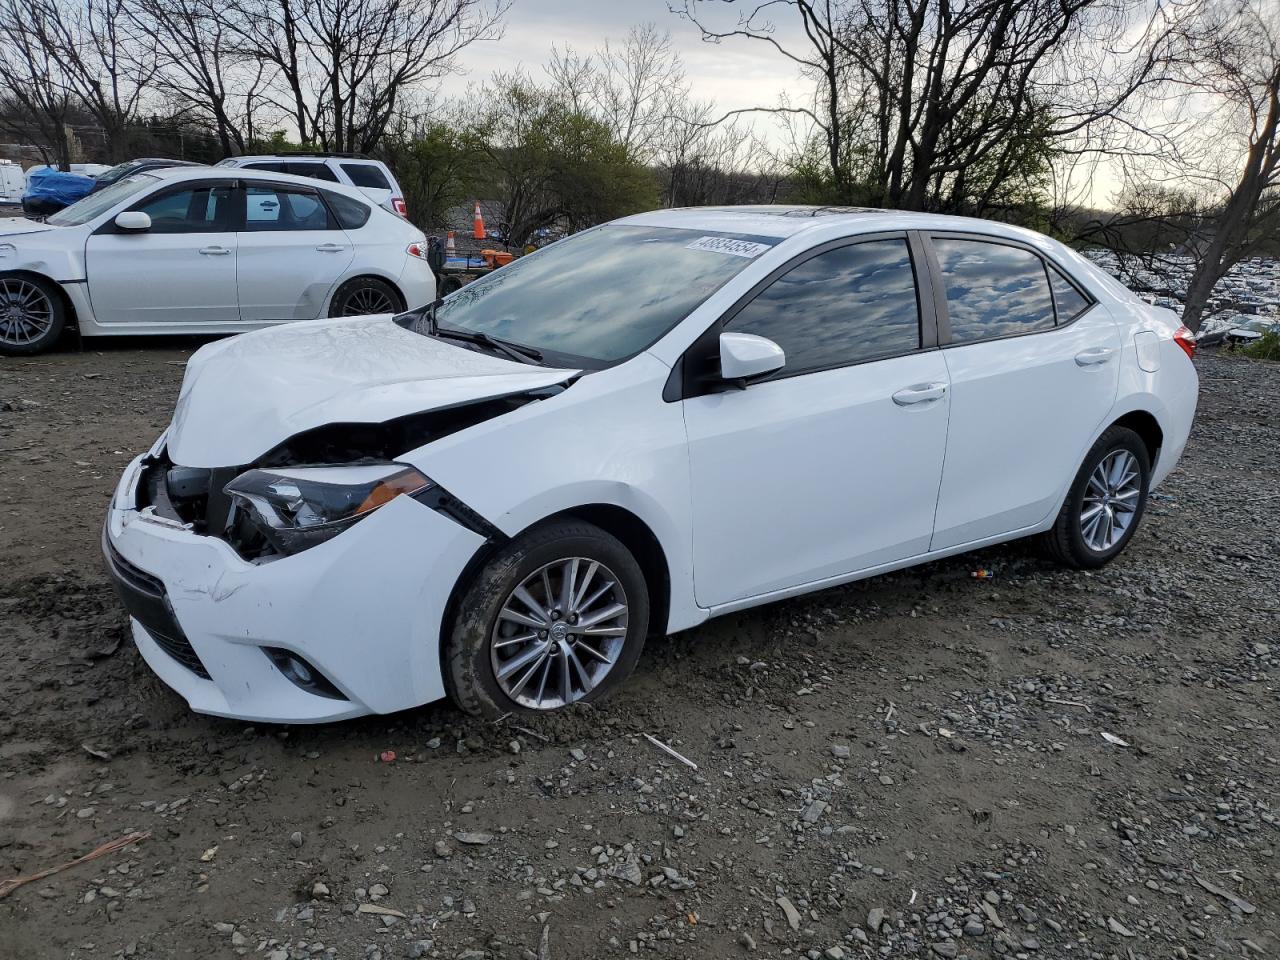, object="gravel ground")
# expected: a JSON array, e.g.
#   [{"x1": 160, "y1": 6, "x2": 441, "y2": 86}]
[{"x1": 0, "y1": 342, "x2": 1277, "y2": 960}]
